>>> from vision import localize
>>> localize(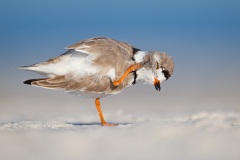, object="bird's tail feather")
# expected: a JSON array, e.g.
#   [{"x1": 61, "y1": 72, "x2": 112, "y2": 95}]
[
  {"x1": 23, "y1": 78, "x2": 47, "y2": 85},
  {"x1": 23, "y1": 76, "x2": 69, "y2": 90},
  {"x1": 17, "y1": 65, "x2": 39, "y2": 71}
]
